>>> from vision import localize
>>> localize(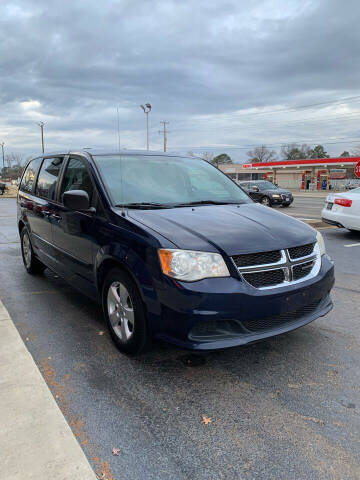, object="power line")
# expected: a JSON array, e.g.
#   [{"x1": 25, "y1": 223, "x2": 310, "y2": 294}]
[
  {"x1": 188, "y1": 138, "x2": 360, "y2": 151},
  {"x1": 216, "y1": 94, "x2": 360, "y2": 120}
]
